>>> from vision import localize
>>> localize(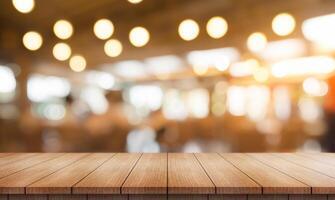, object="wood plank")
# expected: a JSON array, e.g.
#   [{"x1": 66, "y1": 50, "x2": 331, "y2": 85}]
[
  {"x1": 195, "y1": 153, "x2": 261, "y2": 194},
  {"x1": 73, "y1": 153, "x2": 141, "y2": 194},
  {"x1": 27, "y1": 153, "x2": 114, "y2": 194},
  {"x1": 288, "y1": 195, "x2": 327, "y2": 200},
  {"x1": 275, "y1": 154, "x2": 335, "y2": 179},
  {"x1": 122, "y1": 153, "x2": 167, "y2": 194},
  {"x1": 250, "y1": 153, "x2": 335, "y2": 194},
  {"x1": 128, "y1": 194, "x2": 166, "y2": 200},
  {"x1": 88, "y1": 194, "x2": 128, "y2": 200},
  {"x1": 298, "y1": 153, "x2": 335, "y2": 166},
  {"x1": 248, "y1": 195, "x2": 288, "y2": 200},
  {"x1": 0, "y1": 154, "x2": 36, "y2": 167},
  {"x1": 0, "y1": 153, "x2": 64, "y2": 179},
  {"x1": 0, "y1": 154, "x2": 12, "y2": 159},
  {"x1": 220, "y1": 154, "x2": 309, "y2": 194},
  {"x1": 209, "y1": 194, "x2": 247, "y2": 200},
  {"x1": 168, "y1": 195, "x2": 208, "y2": 200},
  {"x1": 168, "y1": 153, "x2": 215, "y2": 194},
  {"x1": 0, "y1": 154, "x2": 87, "y2": 194},
  {"x1": 48, "y1": 195, "x2": 87, "y2": 200},
  {"x1": 8, "y1": 195, "x2": 47, "y2": 200}
]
